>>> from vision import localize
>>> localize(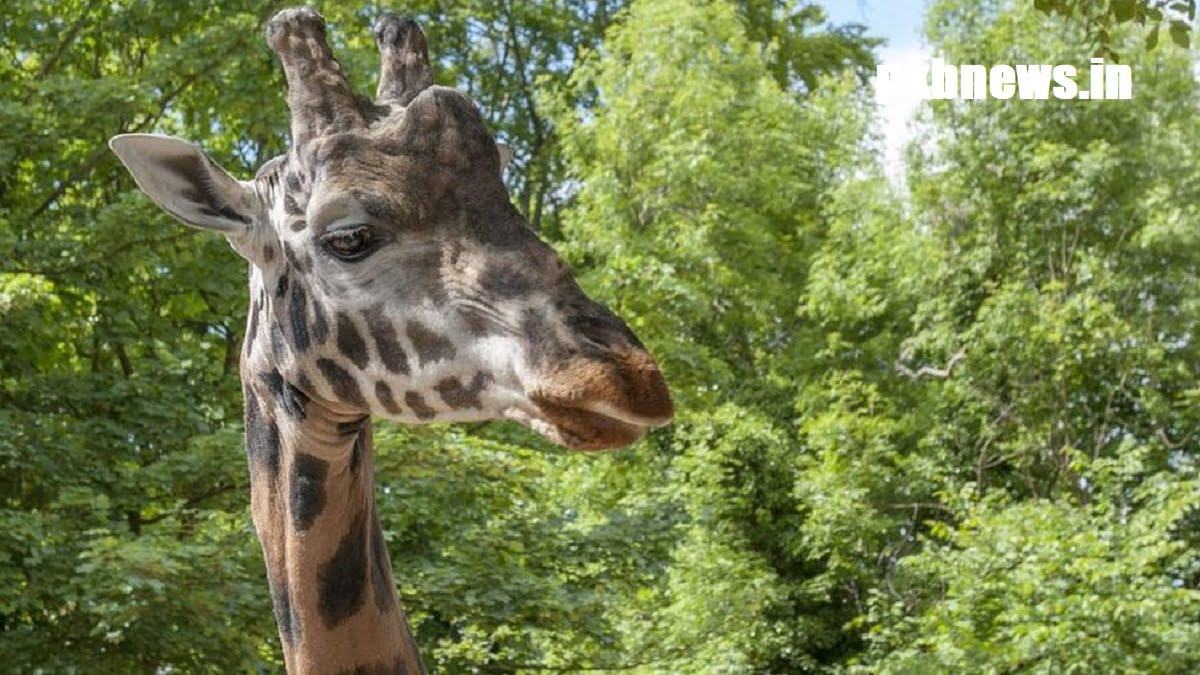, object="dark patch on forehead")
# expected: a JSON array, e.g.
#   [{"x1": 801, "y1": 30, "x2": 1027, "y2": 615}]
[
  {"x1": 435, "y1": 372, "x2": 489, "y2": 409},
  {"x1": 290, "y1": 218, "x2": 308, "y2": 233},
  {"x1": 405, "y1": 391, "x2": 436, "y2": 419},
  {"x1": 318, "y1": 510, "x2": 369, "y2": 628},
  {"x1": 244, "y1": 390, "x2": 281, "y2": 479},
  {"x1": 375, "y1": 381, "x2": 403, "y2": 416},
  {"x1": 337, "y1": 312, "x2": 370, "y2": 370},
  {"x1": 267, "y1": 568, "x2": 299, "y2": 645},
  {"x1": 289, "y1": 282, "x2": 311, "y2": 352},
  {"x1": 369, "y1": 518, "x2": 395, "y2": 614},
  {"x1": 317, "y1": 358, "x2": 368, "y2": 409},
  {"x1": 158, "y1": 152, "x2": 251, "y2": 225},
  {"x1": 365, "y1": 307, "x2": 410, "y2": 374},
  {"x1": 406, "y1": 320, "x2": 455, "y2": 367},
  {"x1": 290, "y1": 452, "x2": 328, "y2": 531},
  {"x1": 275, "y1": 271, "x2": 290, "y2": 300},
  {"x1": 262, "y1": 243, "x2": 276, "y2": 263}
]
